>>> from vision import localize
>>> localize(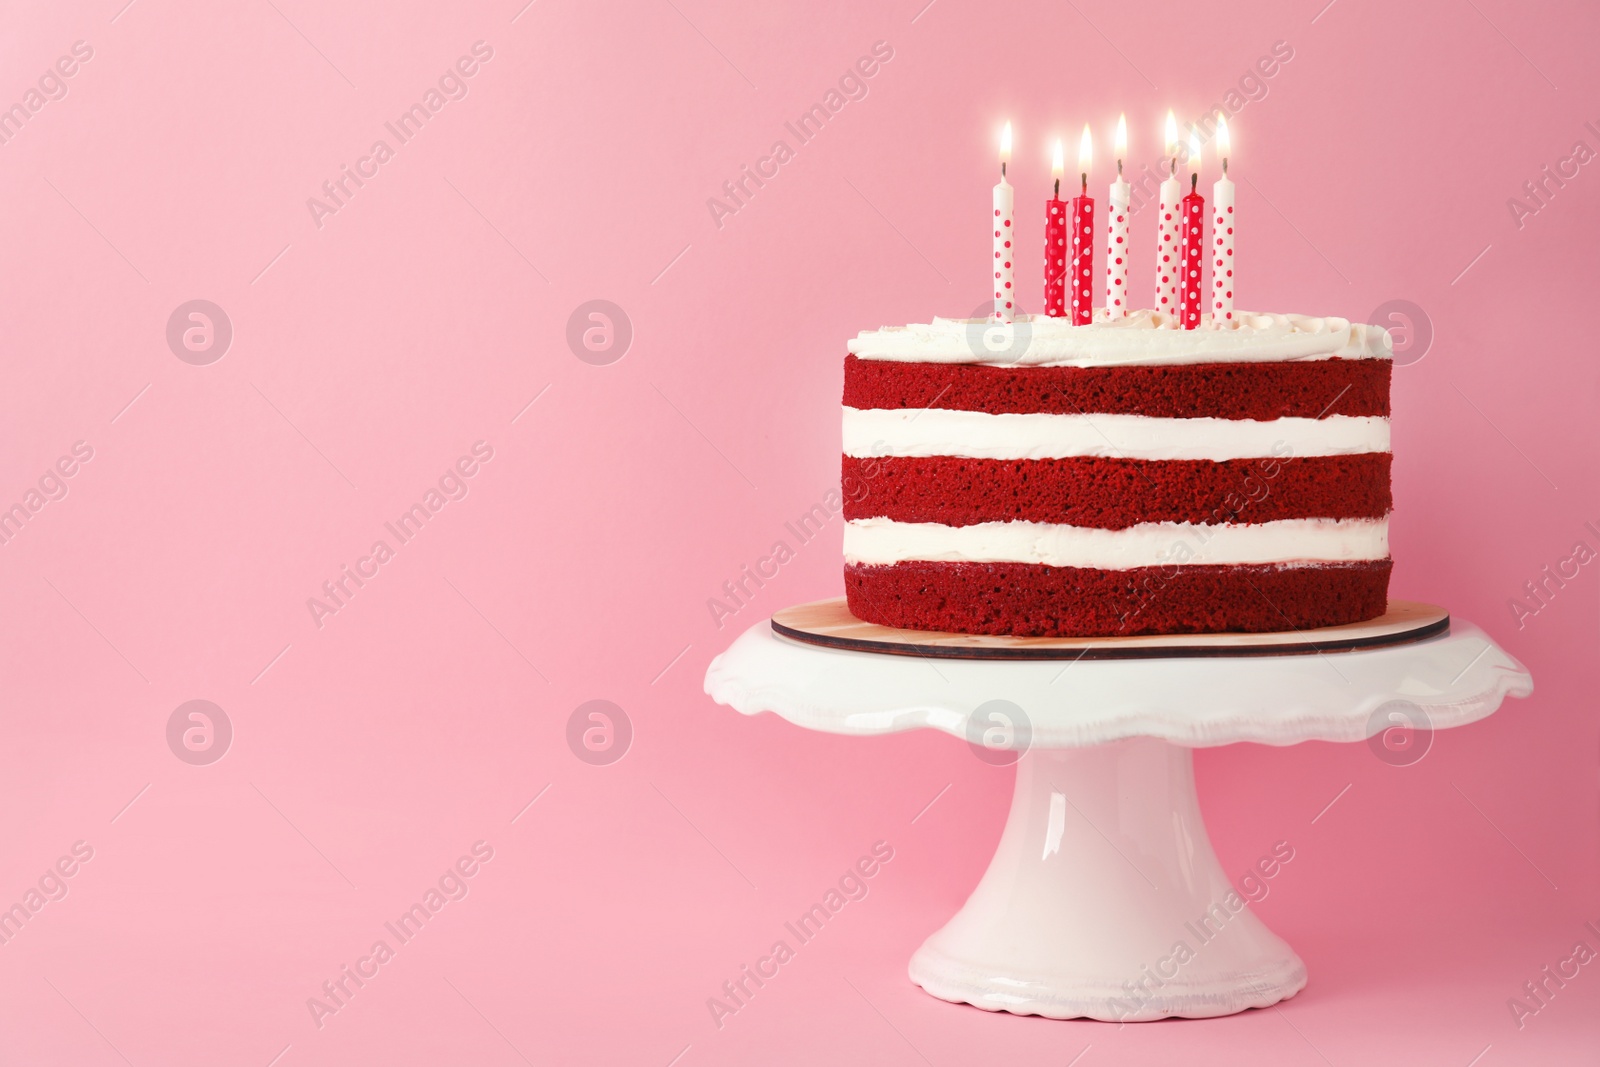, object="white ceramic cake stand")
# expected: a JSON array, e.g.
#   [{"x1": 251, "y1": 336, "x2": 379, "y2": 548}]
[{"x1": 703, "y1": 606, "x2": 1533, "y2": 1021}]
